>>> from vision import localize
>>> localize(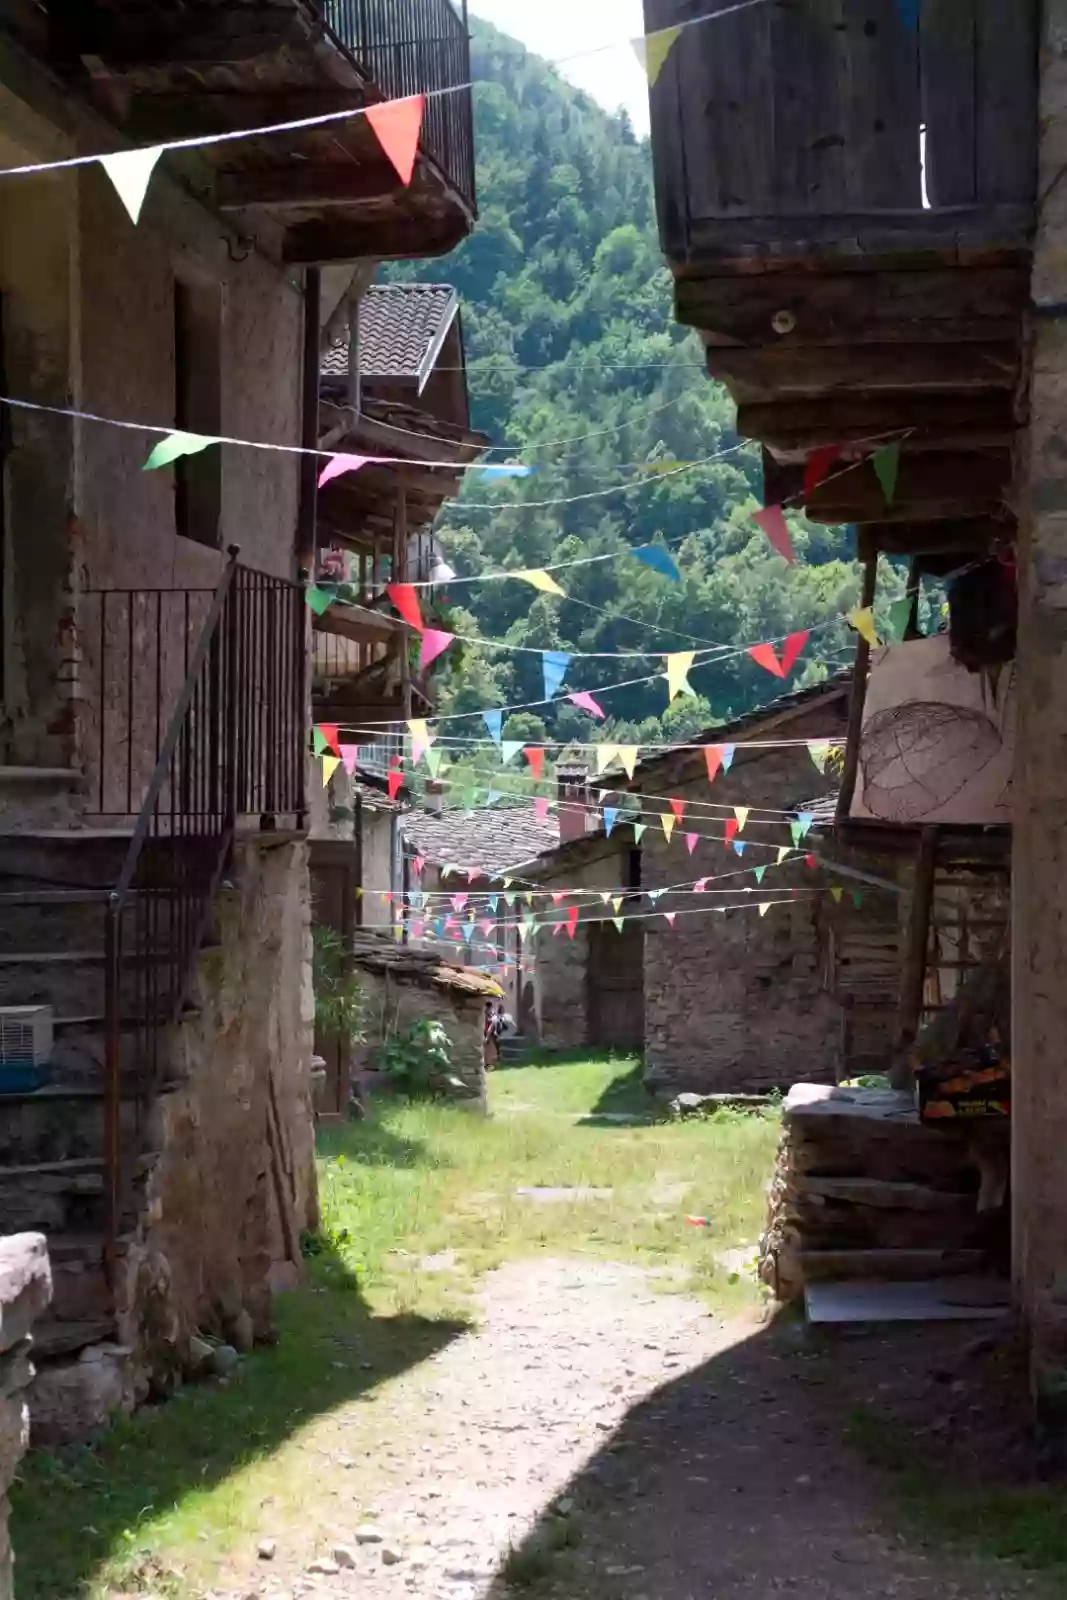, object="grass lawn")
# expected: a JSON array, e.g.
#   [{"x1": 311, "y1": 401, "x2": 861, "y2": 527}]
[{"x1": 11, "y1": 1054, "x2": 777, "y2": 1599}]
